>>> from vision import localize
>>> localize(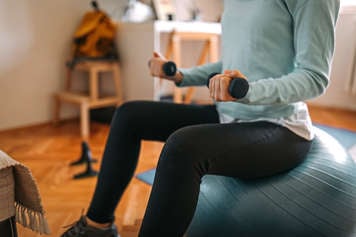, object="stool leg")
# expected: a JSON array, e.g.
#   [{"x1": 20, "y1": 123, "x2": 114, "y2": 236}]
[
  {"x1": 72, "y1": 104, "x2": 98, "y2": 177},
  {"x1": 80, "y1": 102, "x2": 90, "y2": 141},
  {"x1": 65, "y1": 67, "x2": 72, "y2": 91},
  {"x1": 183, "y1": 88, "x2": 195, "y2": 104},
  {"x1": 183, "y1": 41, "x2": 210, "y2": 104},
  {"x1": 70, "y1": 102, "x2": 96, "y2": 165},
  {"x1": 53, "y1": 95, "x2": 60, "y2": 125},
  {"x1": 209, "y1": 35, "x2": 219, "y2": 62},
  {"x1": 89, "y1": 69, "x2": 99, "y2": 101},
  {"x1": 113, "y1": 65, "x2": 123, "y2": 105}
]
